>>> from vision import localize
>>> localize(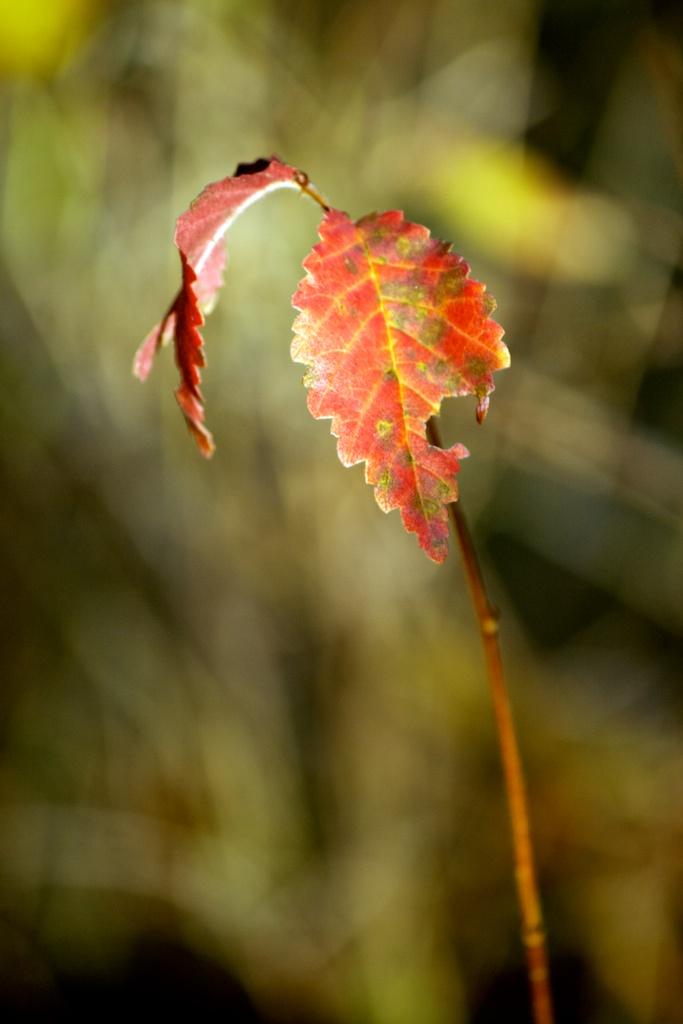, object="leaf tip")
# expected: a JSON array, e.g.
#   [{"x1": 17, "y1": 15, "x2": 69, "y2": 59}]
[
  {"x1": 175, "y1": 385, "x2": 215, "y2": 458},
  {"x1": 192, "y1": 427, "x2": 216, "y2": 458},
  {"x1": 422, "y1": 531, "x2": 451, "y2": 564},
  {"x1": 475, "y1": 394, "x2": 490, "y2": 424}
]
